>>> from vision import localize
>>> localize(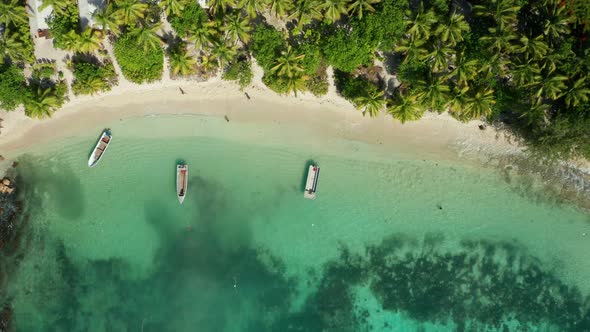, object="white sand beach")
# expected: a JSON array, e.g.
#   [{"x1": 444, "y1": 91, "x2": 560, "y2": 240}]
[{"x1": 0, "y1": 69, "x2": 522, "y2": 164}]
